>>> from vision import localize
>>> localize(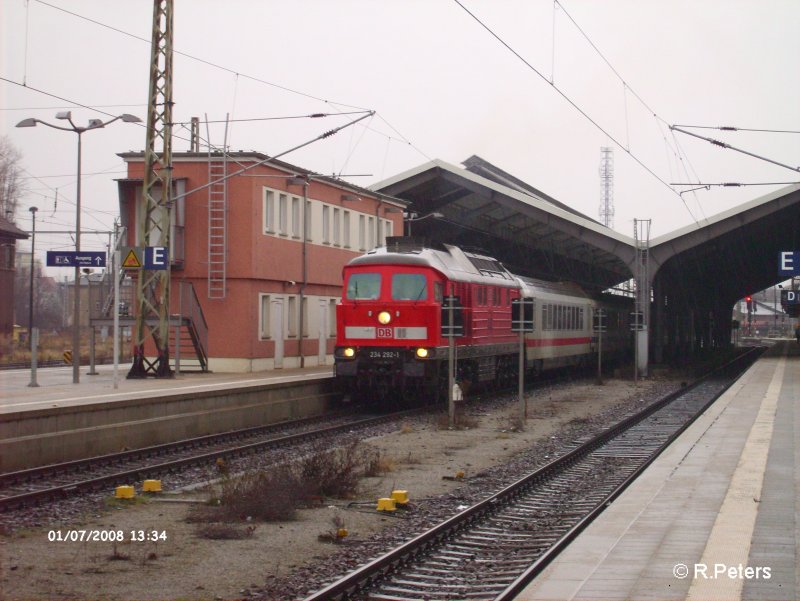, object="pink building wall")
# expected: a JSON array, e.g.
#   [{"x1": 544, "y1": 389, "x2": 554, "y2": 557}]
[{"x1": 118, "y1": 153, "x2": 404, "y2": 371}]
